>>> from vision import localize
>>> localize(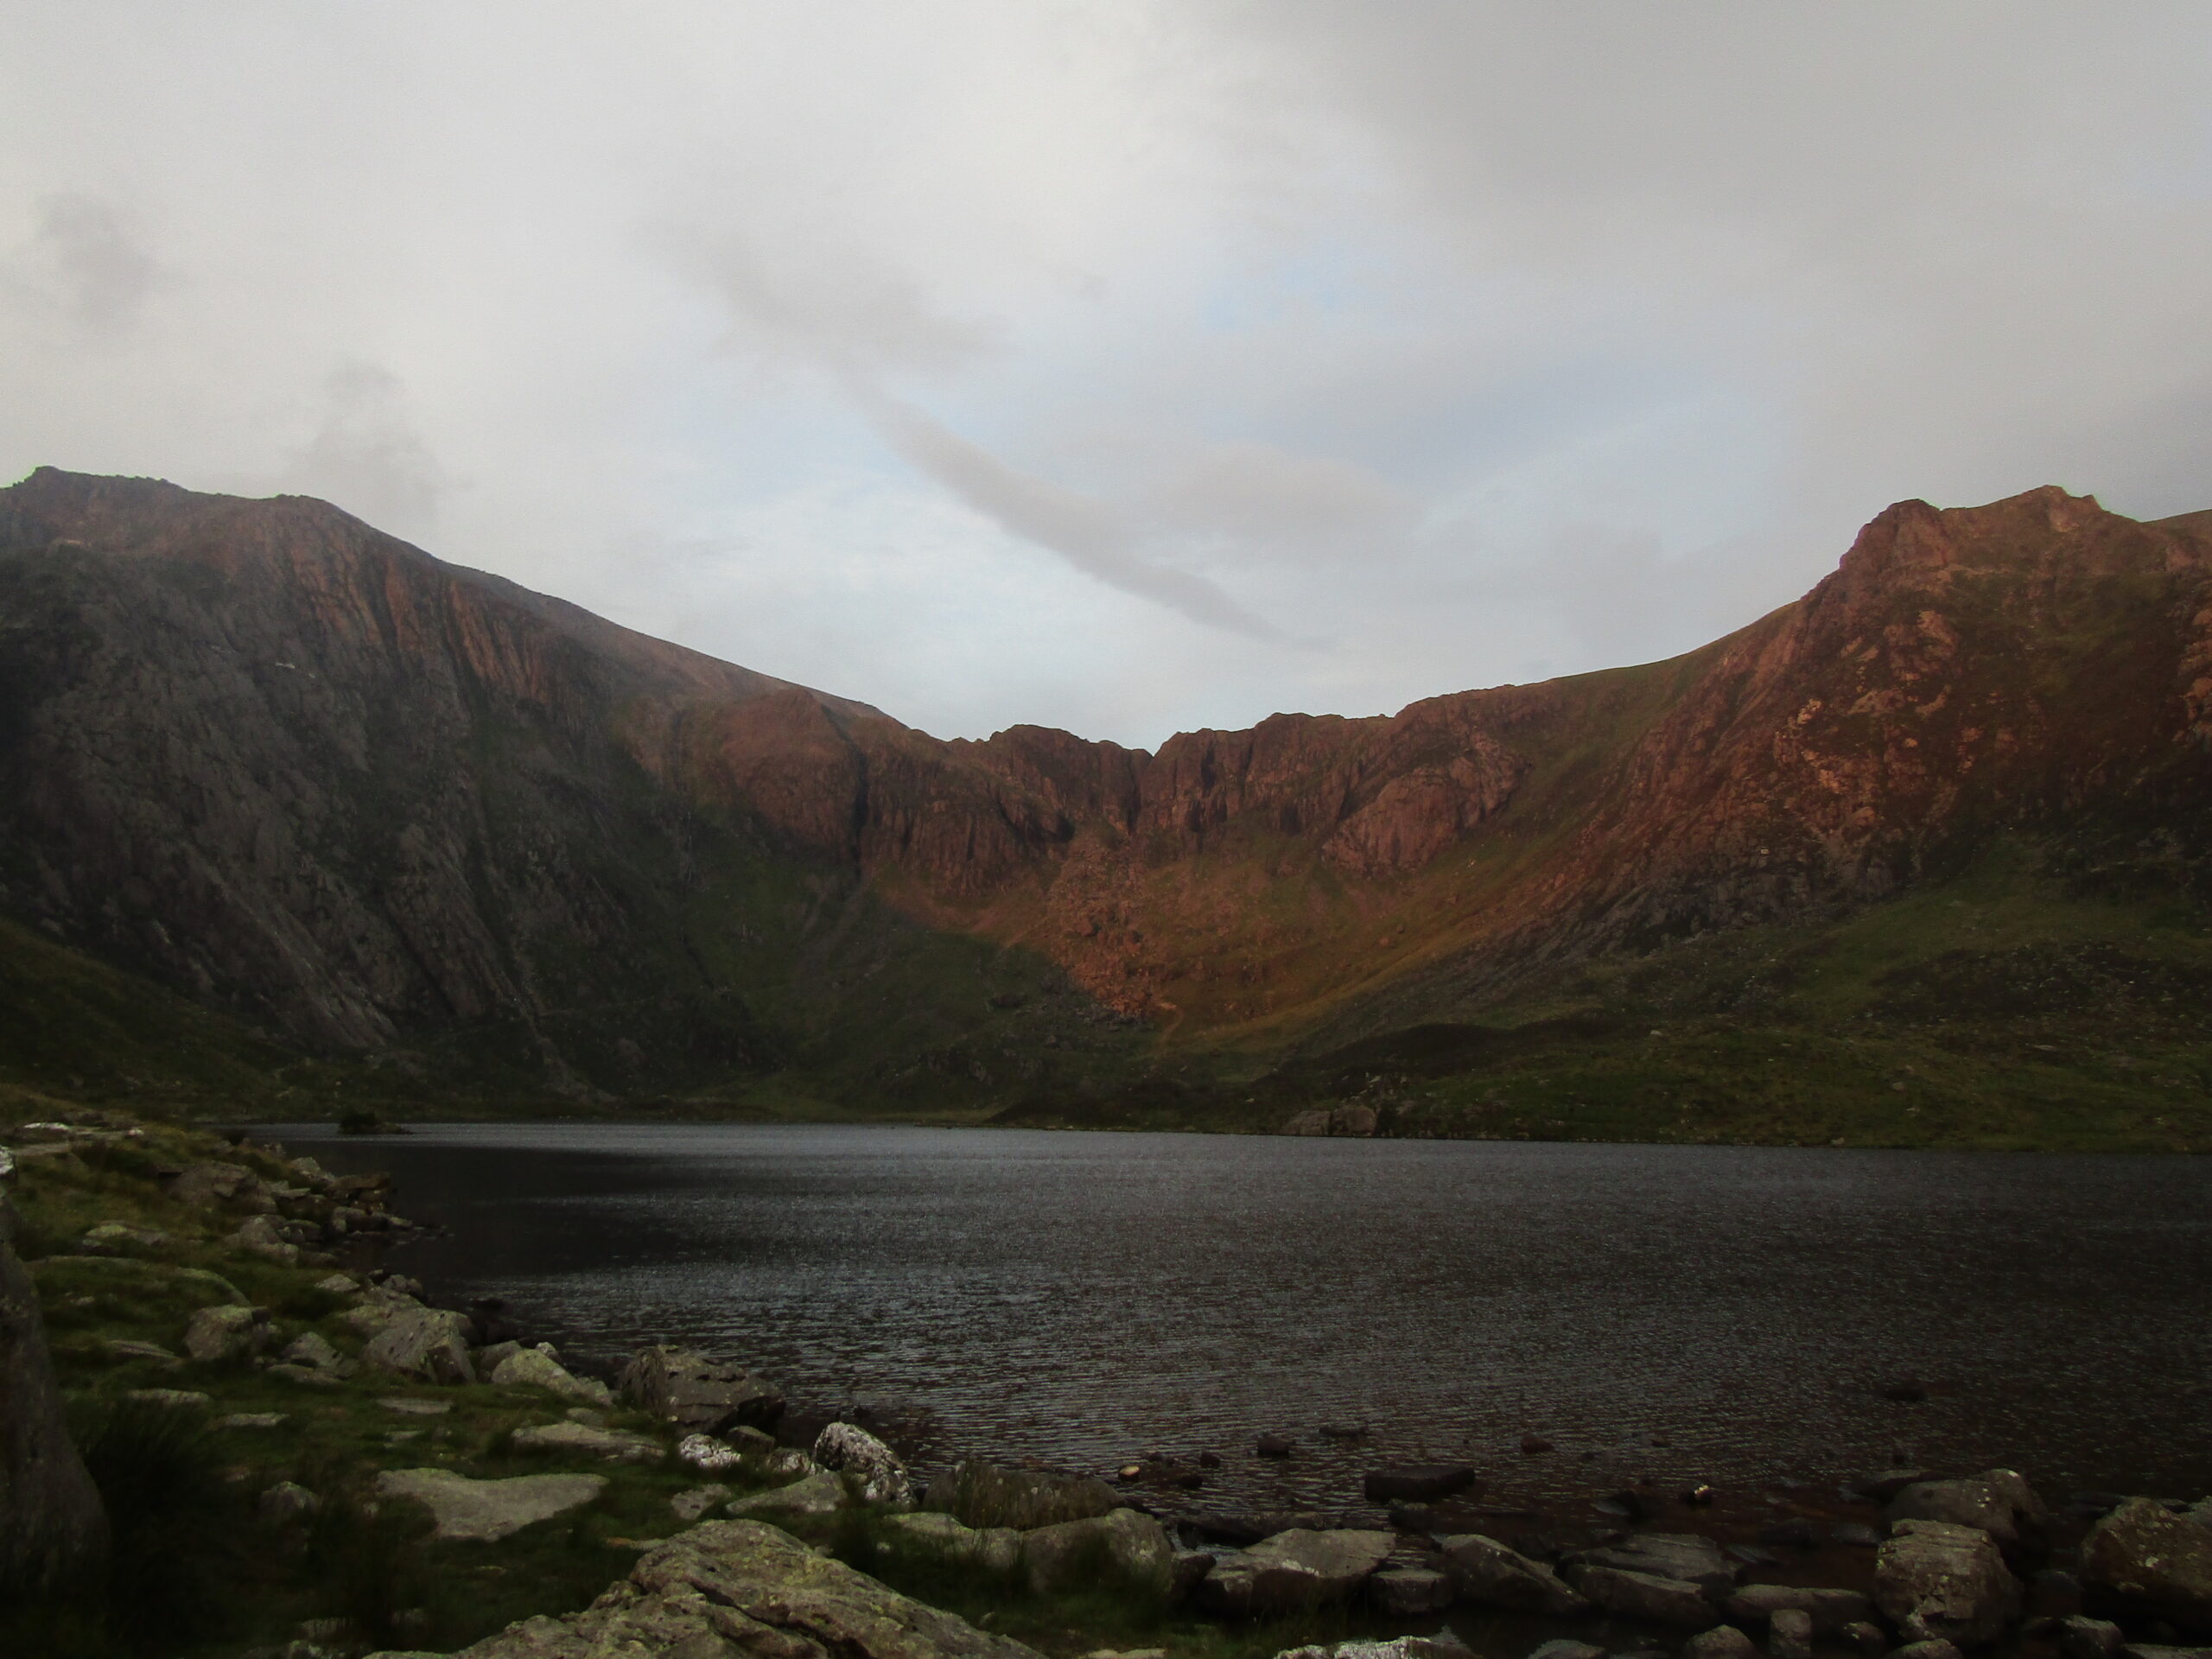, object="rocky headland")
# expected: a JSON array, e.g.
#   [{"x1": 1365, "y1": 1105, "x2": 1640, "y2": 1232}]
[{"x1": 9, "y1": 1103, "x2": 2212, "y2": 1659}]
